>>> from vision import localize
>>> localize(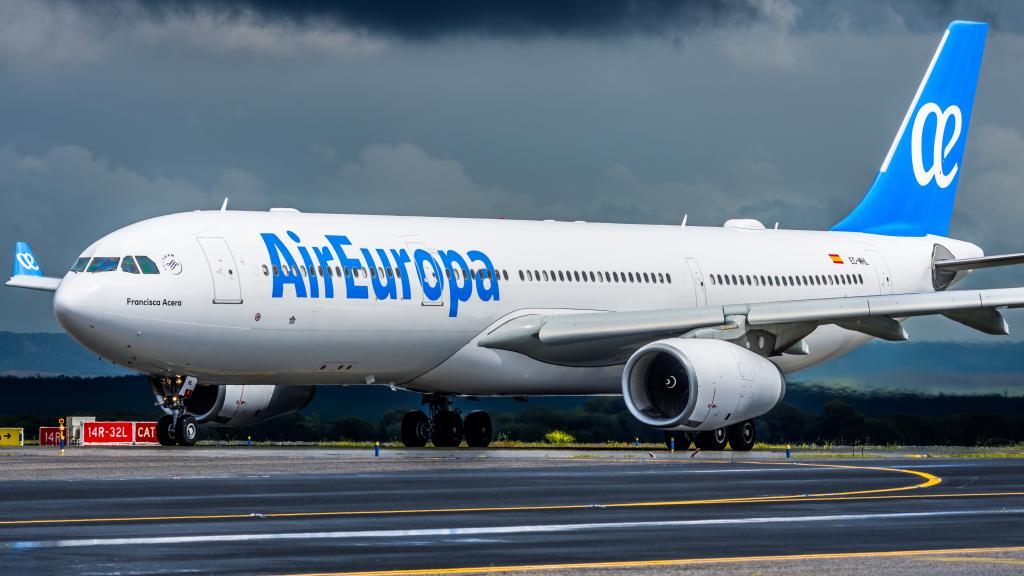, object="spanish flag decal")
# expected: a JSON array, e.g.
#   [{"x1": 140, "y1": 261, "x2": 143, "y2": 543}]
[{"x1": 829, "y1": 254, "x2": 844, "y2": 264}]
